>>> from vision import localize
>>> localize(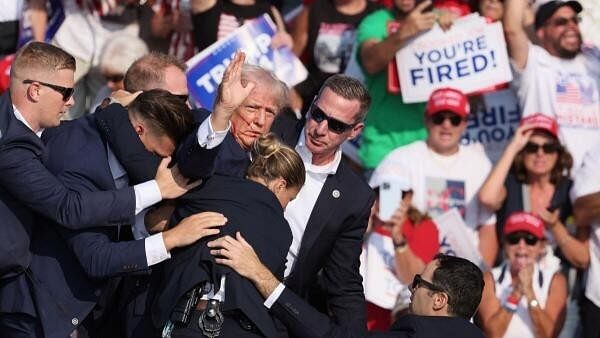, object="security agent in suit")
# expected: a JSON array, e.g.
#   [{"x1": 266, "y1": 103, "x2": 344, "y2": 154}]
[
  {"x1": 152, "y1": 134, "x2": 305, "y2": 337},
  {"x1": 209, "y1": 237, "x2": 487, "y2": 338},
  {"x1": 0, "y1": 42, "x2": 189, "y2": 337},
  {"x1": 24, "y1": 90, "x2": 225, "y2": 338},
  {"x1": 268, "y1": 74, "x2": 376, "y2": 335}
]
